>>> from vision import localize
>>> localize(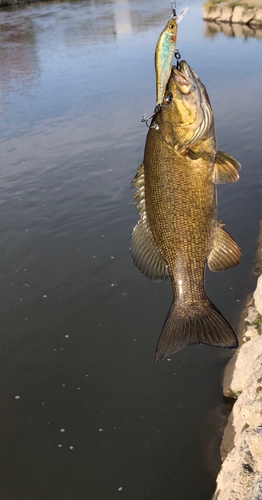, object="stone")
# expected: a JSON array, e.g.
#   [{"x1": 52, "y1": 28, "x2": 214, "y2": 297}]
[
  {"x1": 203, "y1": 5, "x2": 221, "y2": 21},
  {"x1": 231, "y1": 6, "x2": 245, "y2": 23},
  {"x1": 254, "y1": 276, "x2": 262, "y2": 315},
  {"x1": 221, "y1": 411, "x2": 235, "y2": 461},
  {"x1": 243, "y1": 325, "x2": 259, "y2": 343},
  {"x1": 252, "y1": 9, "x2": 262, "y2": 25},
  {"x1": 249, "y1": 426, "x2": 262, "y2": 470},
  {"x1": 220, "y1": 6, "x2": 233, "y2": 22},
  {"x1": 244, "y1": 475, "x2": 262, "y2": 499},
  {"x1": 213, "y1": 433, "x2": 255, "y2": 500},
  {"x1": 223, "y1": 337, "x2": 262, "y2": 397},
  {"x1": 241, "y1": 9, "x2": 256, "y2": 24},
  {"x1": 233, "y1": 369, "x2": 262, "y2": 441},
  {"x1": 245, "y1": 307, "x2": 259, "y2": 326}
]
